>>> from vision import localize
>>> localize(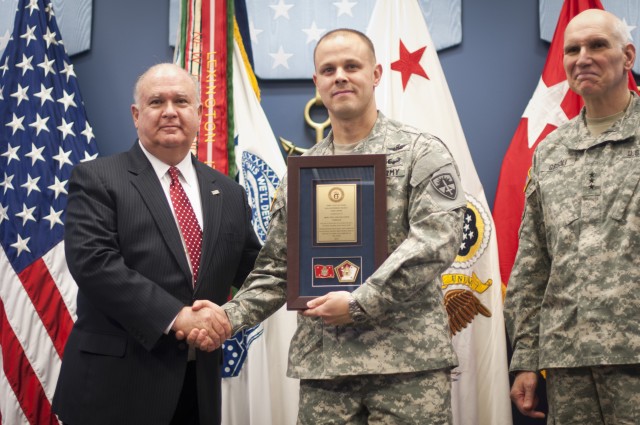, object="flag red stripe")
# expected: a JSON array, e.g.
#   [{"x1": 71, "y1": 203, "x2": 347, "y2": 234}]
[
  {"x1": 18, "y1": 259, "x2": 73, "y2": 358},
  {"x1": 0, "y1": 298, "x2": 58, "y2": 425}
]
